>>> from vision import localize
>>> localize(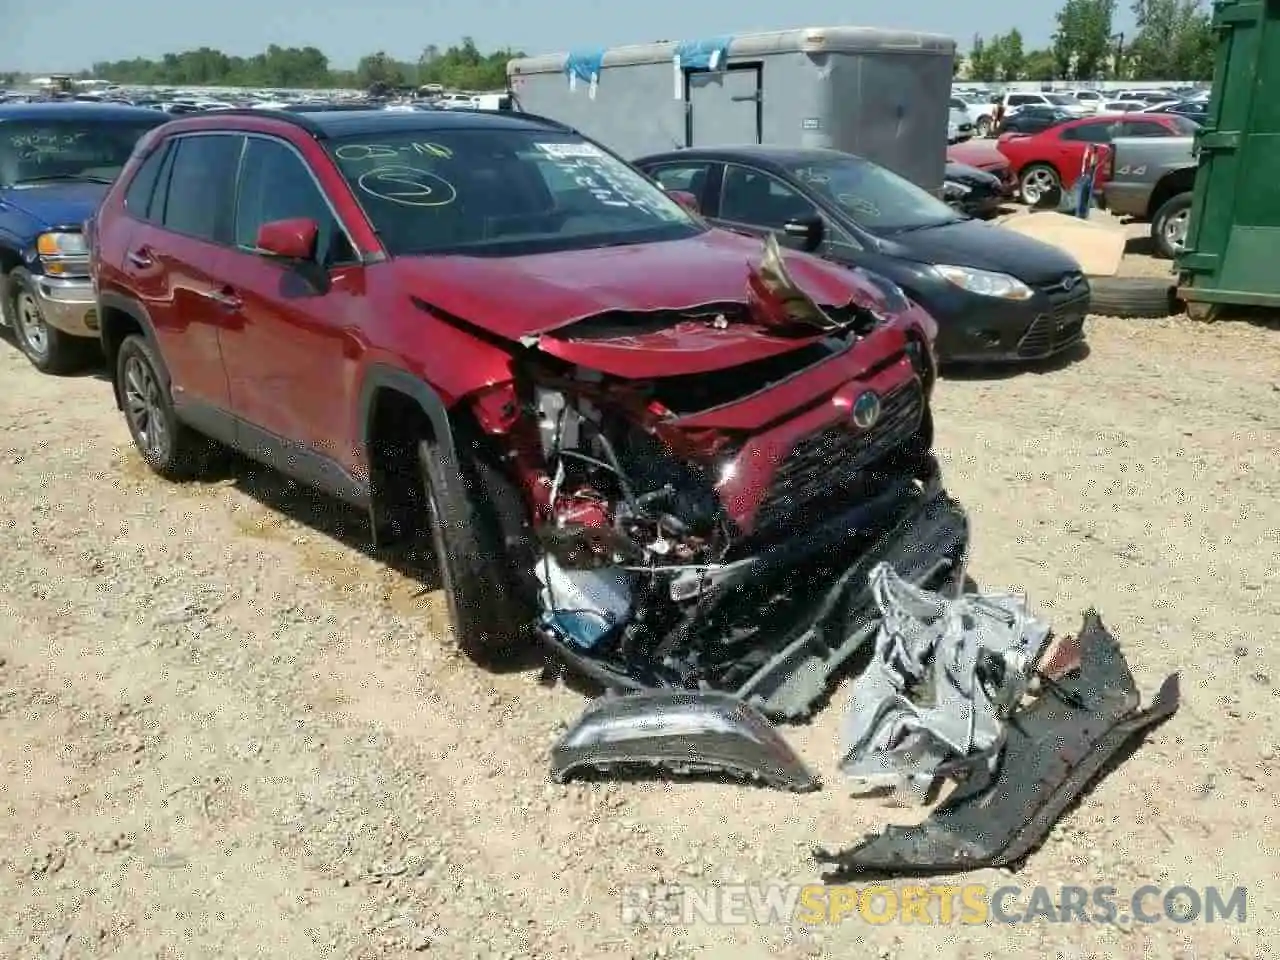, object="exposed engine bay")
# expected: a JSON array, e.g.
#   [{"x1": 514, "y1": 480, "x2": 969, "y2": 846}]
[
  {"x1": 444, "y1": 235, "x2": 967, "y2": 718},
  {"x1": 476, "y1": 289, "x2": 966, "y2": 719}
]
